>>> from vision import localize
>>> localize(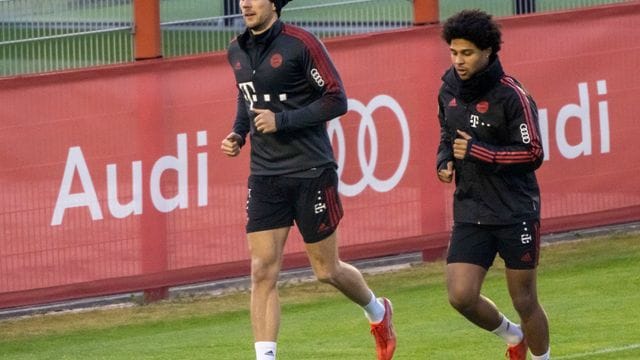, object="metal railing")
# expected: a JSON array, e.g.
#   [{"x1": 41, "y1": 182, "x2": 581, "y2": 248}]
[
  {"x1": 438, "y1": 0, "x2": 632, "y2": 17},
  {"x1": 0, "y1": 0, "x2": 133, "y2": 77},
  {"x1": 0, "y1": 0, "x2": 633, "y2": 77},
  {"x1": 160, "y1": 0, "x2": 414, "y2": 57}
]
